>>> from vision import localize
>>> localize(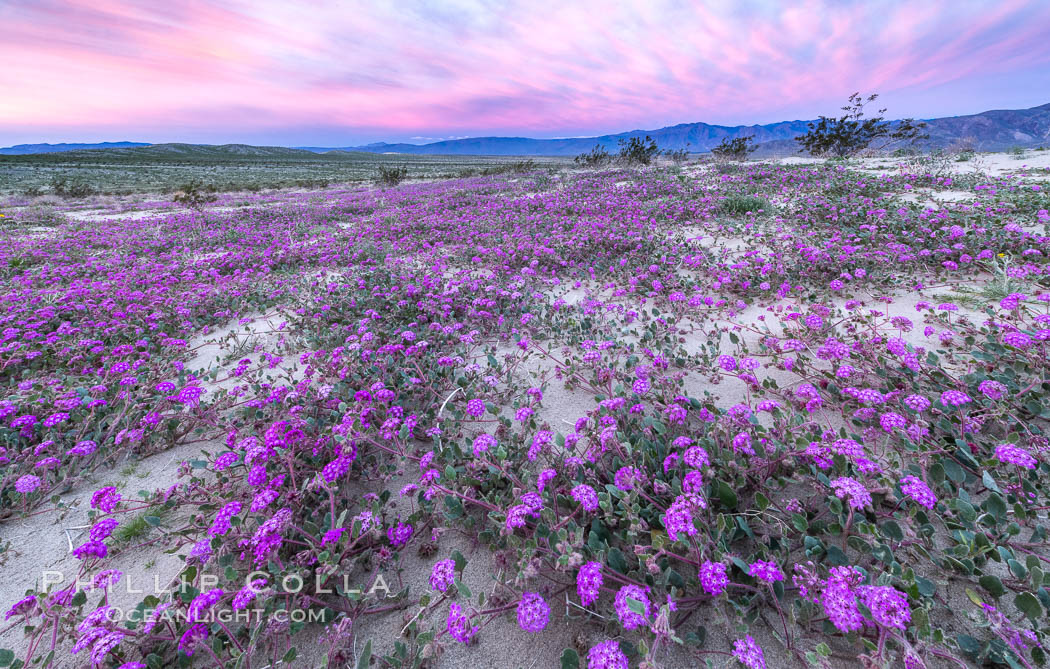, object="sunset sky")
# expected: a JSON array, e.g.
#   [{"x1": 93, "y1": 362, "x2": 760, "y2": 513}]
[{"x1": 3, "y1": 0, "x2": 1049, "y2": 147}]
